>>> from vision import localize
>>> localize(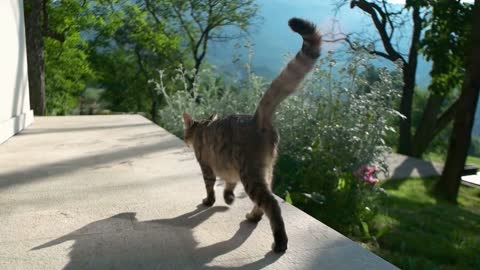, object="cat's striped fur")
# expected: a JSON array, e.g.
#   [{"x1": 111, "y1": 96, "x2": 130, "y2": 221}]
[{"x1": 182, "y1": 18, "x2": 321, "y2": 253}]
